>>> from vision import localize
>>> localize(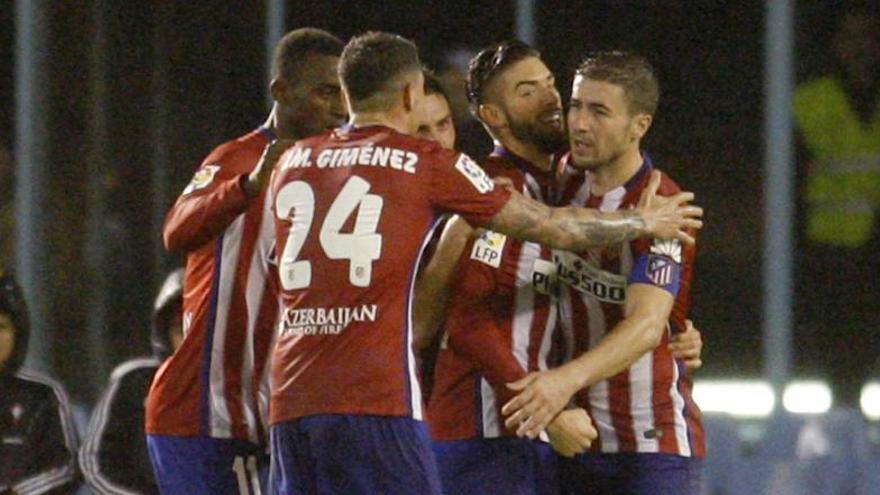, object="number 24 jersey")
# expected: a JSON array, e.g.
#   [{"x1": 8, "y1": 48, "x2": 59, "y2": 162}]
[{"x1": 268, "y1": 125, "x2": 511, "y2": 425}]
